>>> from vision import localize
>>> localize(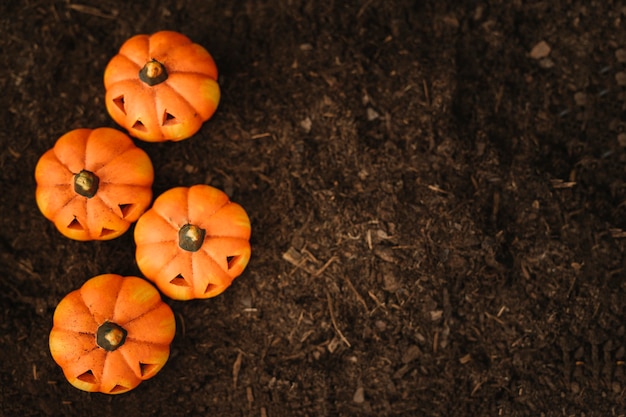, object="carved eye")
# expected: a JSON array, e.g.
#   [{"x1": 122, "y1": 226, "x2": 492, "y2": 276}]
[
  {"x1": 132, "y1": 119, "x2": 147, "y2": 132},
  {"x1": 162, "y1": 111, "x2": 179, "y2": 126},
  {"x1": 169, "y1": 274, "x2": 190, "y2": 287},
  {"x1": 112, "y1": 95, "x2": 126, "y2": 114}
]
